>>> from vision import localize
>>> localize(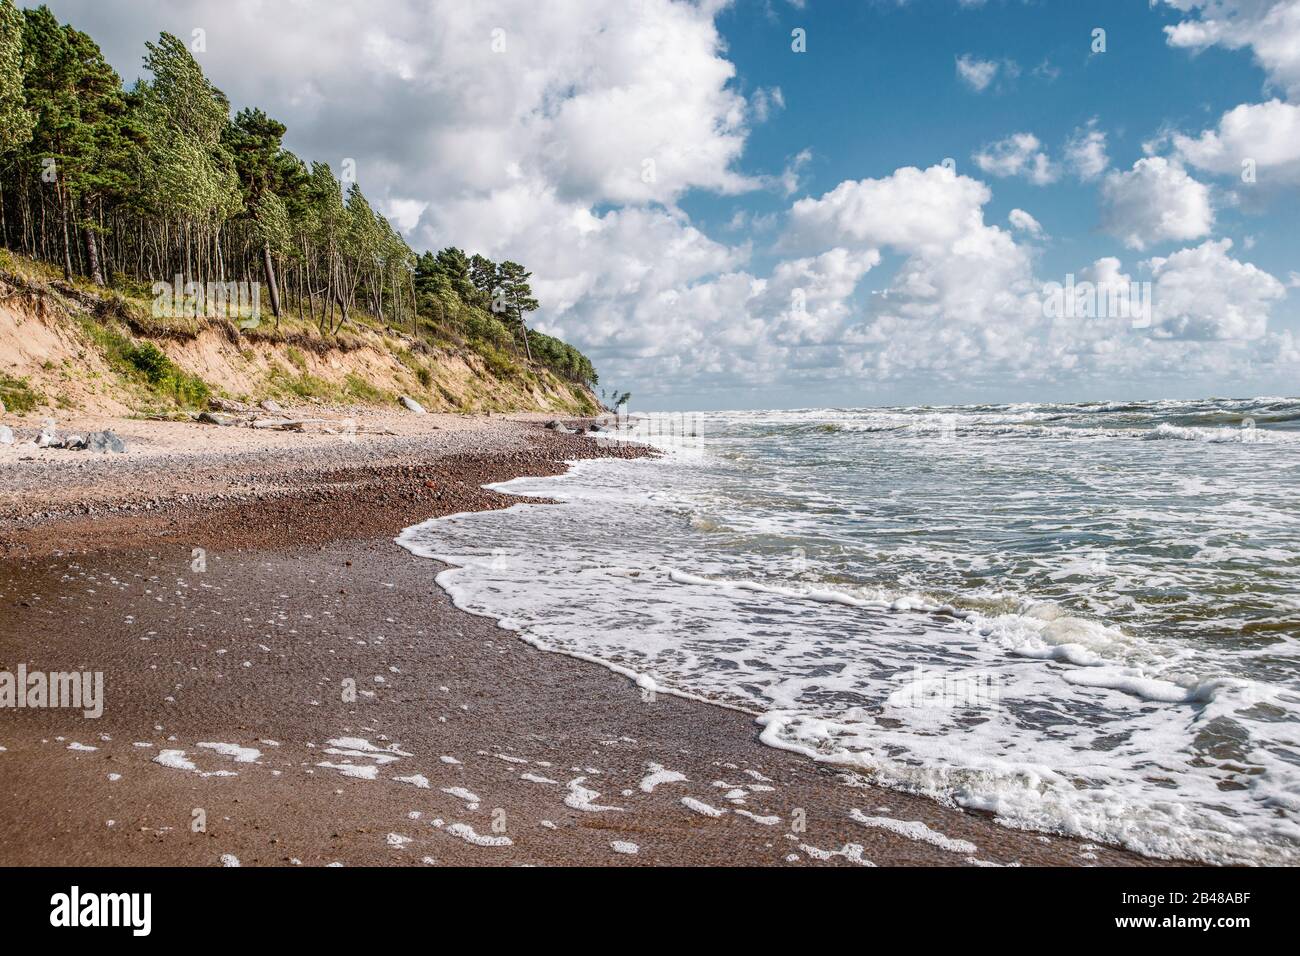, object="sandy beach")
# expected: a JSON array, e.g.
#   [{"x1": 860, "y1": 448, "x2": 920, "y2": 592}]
[{"x1": 0, "y1": 411, "x2": 1170, "y2": 867}]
